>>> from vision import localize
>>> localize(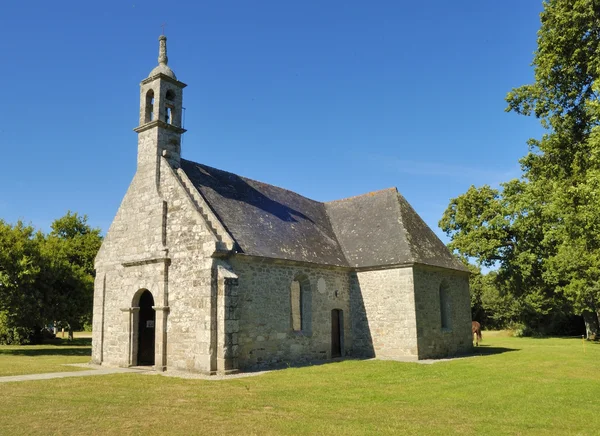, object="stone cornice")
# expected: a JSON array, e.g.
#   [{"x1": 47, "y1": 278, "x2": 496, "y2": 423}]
[
  {"x1": 231, "y1": 253, "x2": 470, "y2": 275},
  {"x1": 152, "y1": 306, "x2": 170, "y2": 312},
  {"x1": 121, "y1": 256, "x2": 171, "y2": 268},
  {"x1": 140, "y1": 73, "x2": 187, "y2": 88},
  {"x1": 120, "y1": 307, "x2": 140, "y2": 313},
  {"x1": 352, "y1": 261, "x2": 469, "y2": 275},
  {"x1": 134, "y1": 119, "x2": 186, "y2": 134},
  {"x1": 409, "y1": 262, "x2": 471, "y2": 276}
]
